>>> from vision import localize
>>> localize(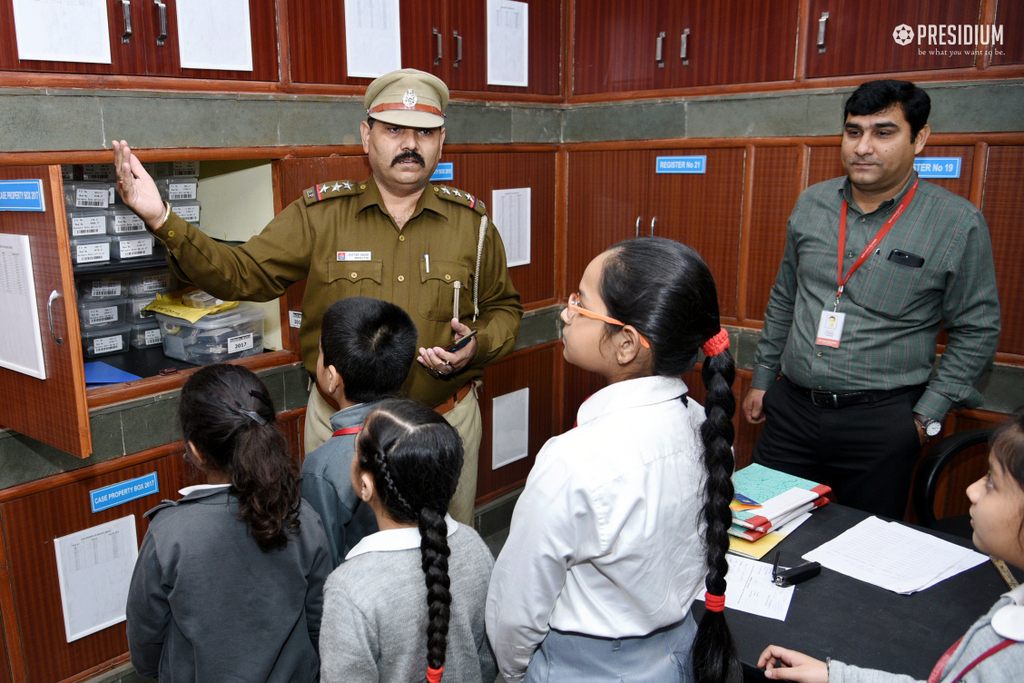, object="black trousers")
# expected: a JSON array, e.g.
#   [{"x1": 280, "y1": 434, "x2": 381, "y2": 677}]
[{"x1": 751, "y1": 377, "x2": 925, "y2": 519}]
